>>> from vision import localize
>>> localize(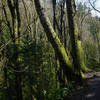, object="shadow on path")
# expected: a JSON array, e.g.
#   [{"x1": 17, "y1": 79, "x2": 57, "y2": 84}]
[
  {"x1": 70, "y1": 72, "x2": 100, "y2": 100},
  {"x1": 84, "y1": 75, "x2": 100, "y2": 100}
]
